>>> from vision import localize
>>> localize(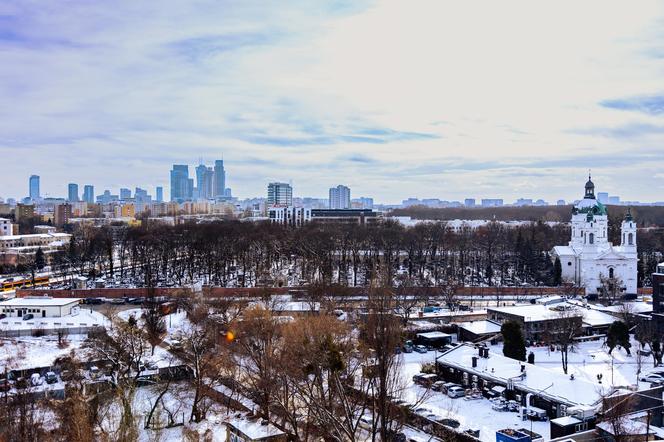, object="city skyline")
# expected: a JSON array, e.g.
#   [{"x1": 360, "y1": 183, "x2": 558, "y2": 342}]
[{"x1": 2, "y1": 1, "x2": 664, "y2": 203}]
